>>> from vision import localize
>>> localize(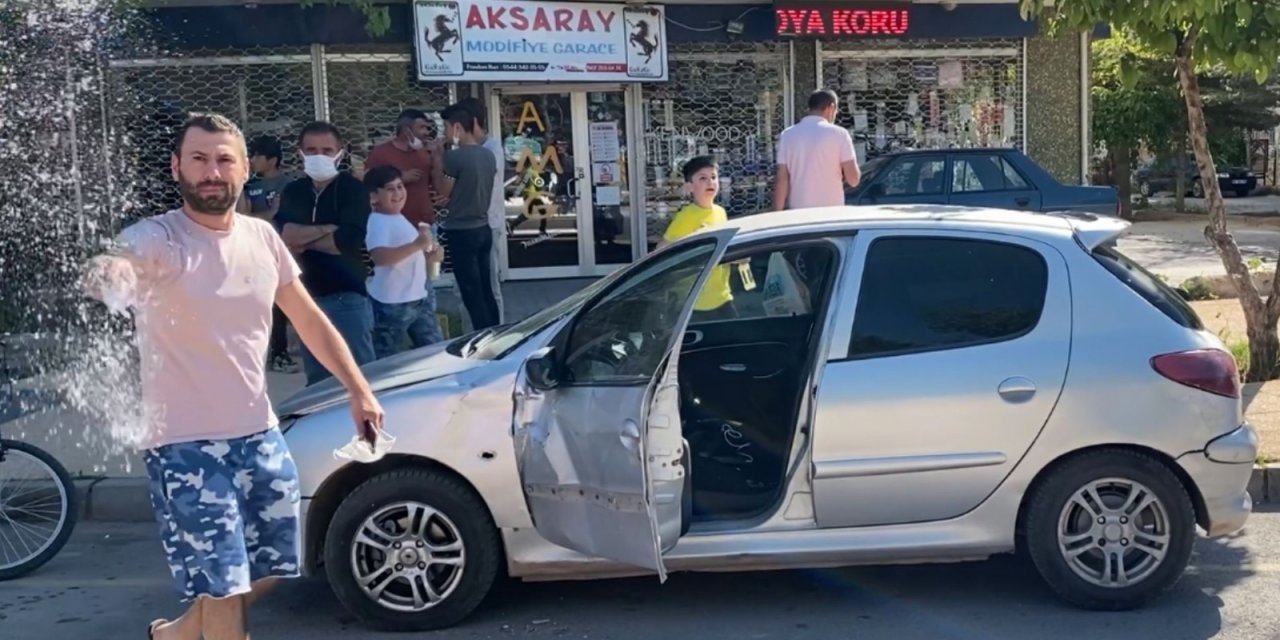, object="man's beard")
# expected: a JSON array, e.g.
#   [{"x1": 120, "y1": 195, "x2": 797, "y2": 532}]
[{"x1": 178, "y1": 177, "x2": 239, "y2": 215}]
